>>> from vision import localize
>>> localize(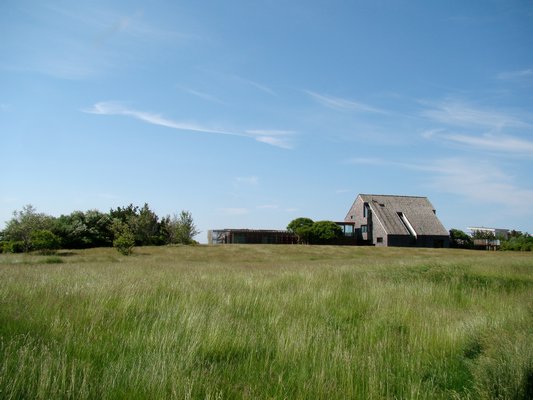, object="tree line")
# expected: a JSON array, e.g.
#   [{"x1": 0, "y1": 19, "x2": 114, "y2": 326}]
[{"x1": 0, "y1": 204, "x2": 199, "y2": 255}]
